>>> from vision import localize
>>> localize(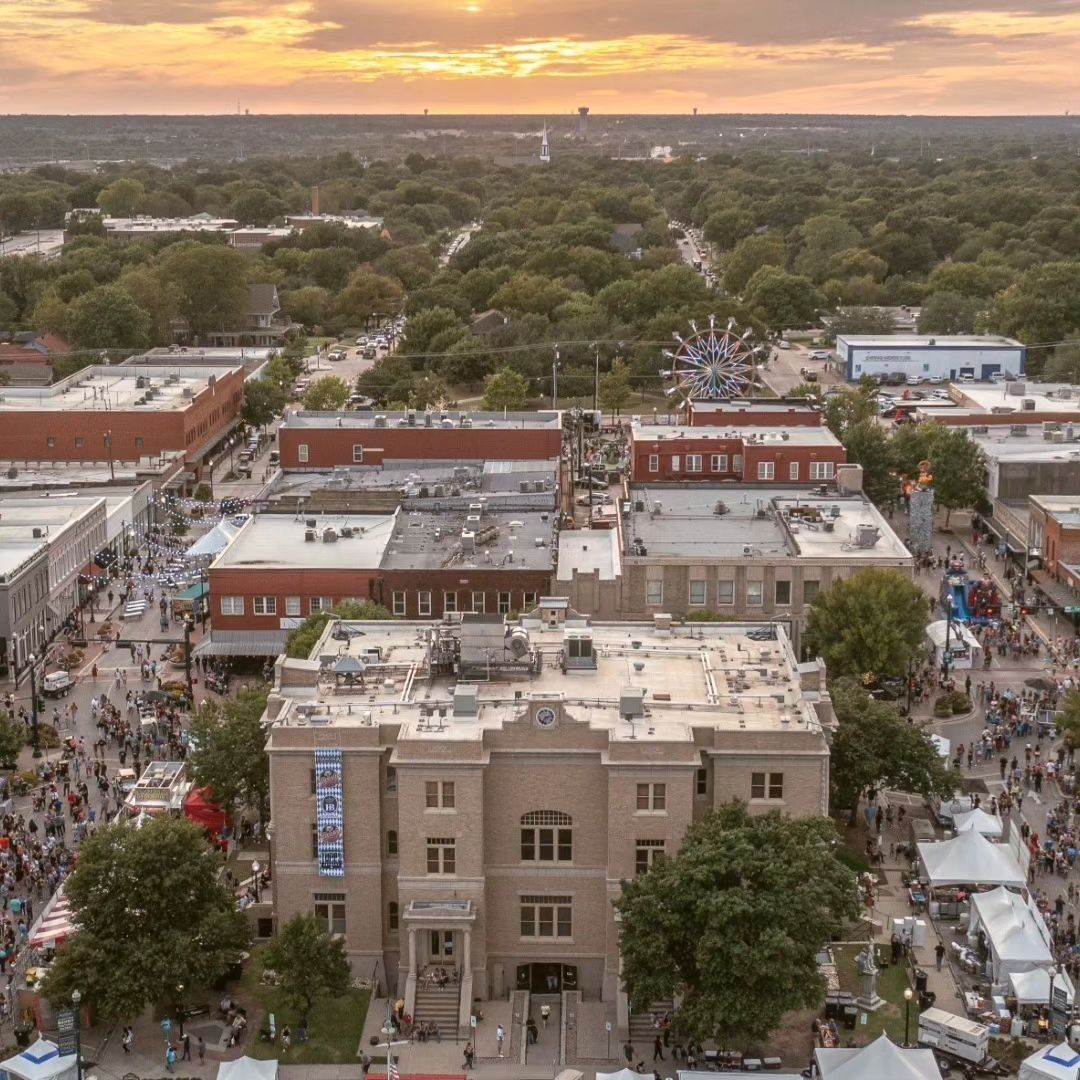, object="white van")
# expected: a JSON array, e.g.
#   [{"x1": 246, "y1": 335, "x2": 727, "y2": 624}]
[{"x1": 42, "y1": 671, "x2": 75, "y2": 697}]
